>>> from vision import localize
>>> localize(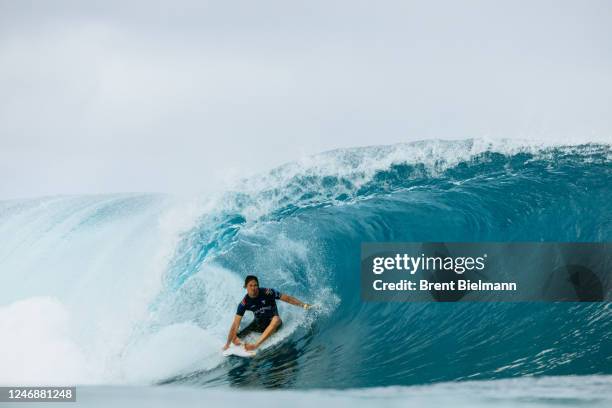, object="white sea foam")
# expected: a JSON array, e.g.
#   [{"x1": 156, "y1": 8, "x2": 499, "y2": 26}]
[
  {"x1": 0, "y1": 297, "x2": 89, "y2": 385},
  {"x1": 0, "y1": 195, "x2": 208, "y2": 385}
]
